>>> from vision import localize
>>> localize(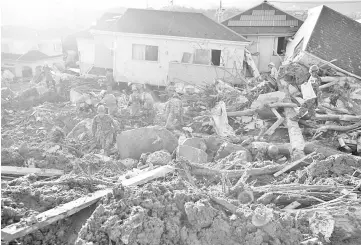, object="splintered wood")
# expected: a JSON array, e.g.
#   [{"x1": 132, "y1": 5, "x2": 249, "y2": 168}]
[{"x1": 1, "y1": 165, "x2": 175, "y2": 242}]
